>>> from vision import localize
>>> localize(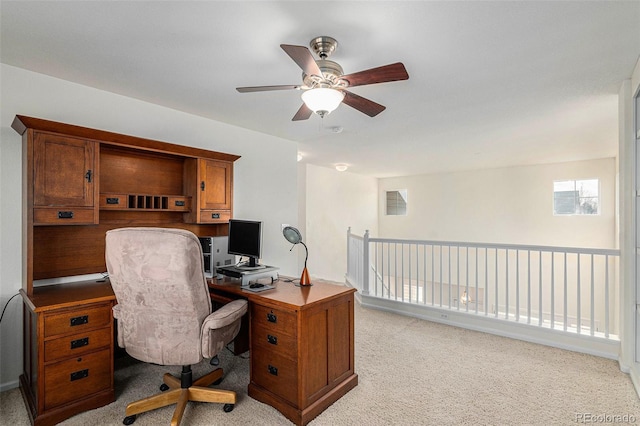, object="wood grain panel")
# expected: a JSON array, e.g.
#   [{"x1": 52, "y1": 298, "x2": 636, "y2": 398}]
[
  {"x1": 100, "y1": 147, "x2": 184, "y2": 195},
  {"x1": 43, "y1": 303, "x2": 112, "y2": 337},
  {"x1": 43, "y1": 349, "x2": 111, "y2": 410},
  {"x1": 44, "y1": 327, "x2": 111, "y2": 362},
  {"x1": 33, "y1": 223, "x2": 227, "y2": 280},
  {"x1": 303, "y1": 309, "x2": 329, "y2": 400}
]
